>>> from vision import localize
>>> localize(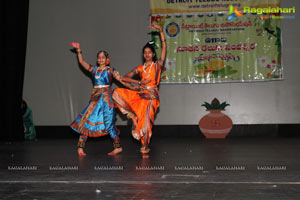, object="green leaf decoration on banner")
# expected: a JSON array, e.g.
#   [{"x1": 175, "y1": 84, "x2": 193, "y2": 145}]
[{"x1": 212, "y1": 66, "x2": 237, "y2": 77}]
